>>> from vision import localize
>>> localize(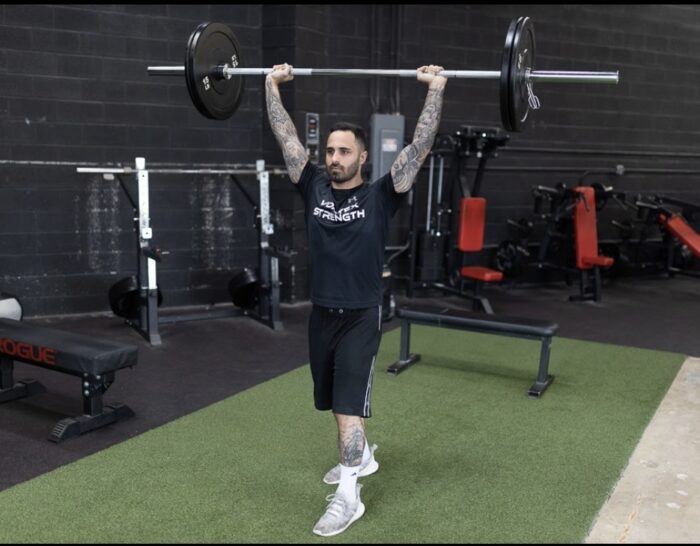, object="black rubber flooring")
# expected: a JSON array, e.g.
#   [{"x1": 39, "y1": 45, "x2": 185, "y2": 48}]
[{"x1": 1, "y1": 274, "x2": 698, "y2": 492}]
